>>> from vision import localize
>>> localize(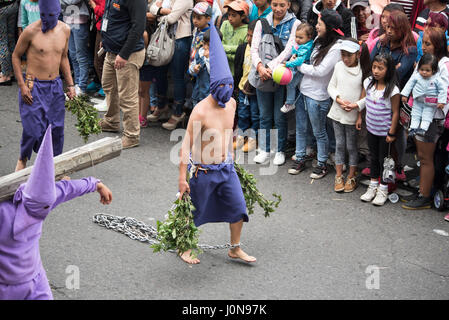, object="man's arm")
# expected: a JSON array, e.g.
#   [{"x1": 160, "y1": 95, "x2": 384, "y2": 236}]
[
  {"x1": 118, "y1": 0, "x2": 147, "y2": 61},
  {"x1": 12, "y1": 27, "x2": 32, "y2": 89},
  {"x1": 60, "y1": 25, "x2": 76, "y2": 99},
  {"x1": 178, "y1": 108, "x2": 202, "y2": 199},
  {"x1": 12, "y1": 28, "x2": 33, "y2": 104}
]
